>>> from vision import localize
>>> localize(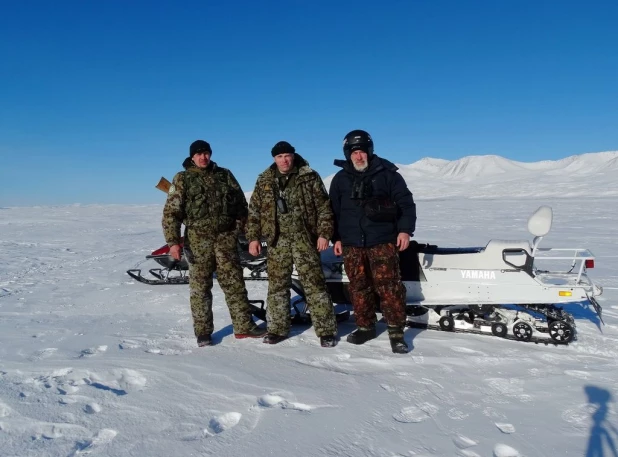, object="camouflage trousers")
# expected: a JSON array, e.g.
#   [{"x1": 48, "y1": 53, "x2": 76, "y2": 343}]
[
  {"x1": 266, "y1": 236, "x2": 337, "y2": 337},
  {"x1": 342, "y1": 243, "x2": 407, "y2": 336},
  {"x1": 186, "y1": 229, "x2": 254, "y2": 337}
]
